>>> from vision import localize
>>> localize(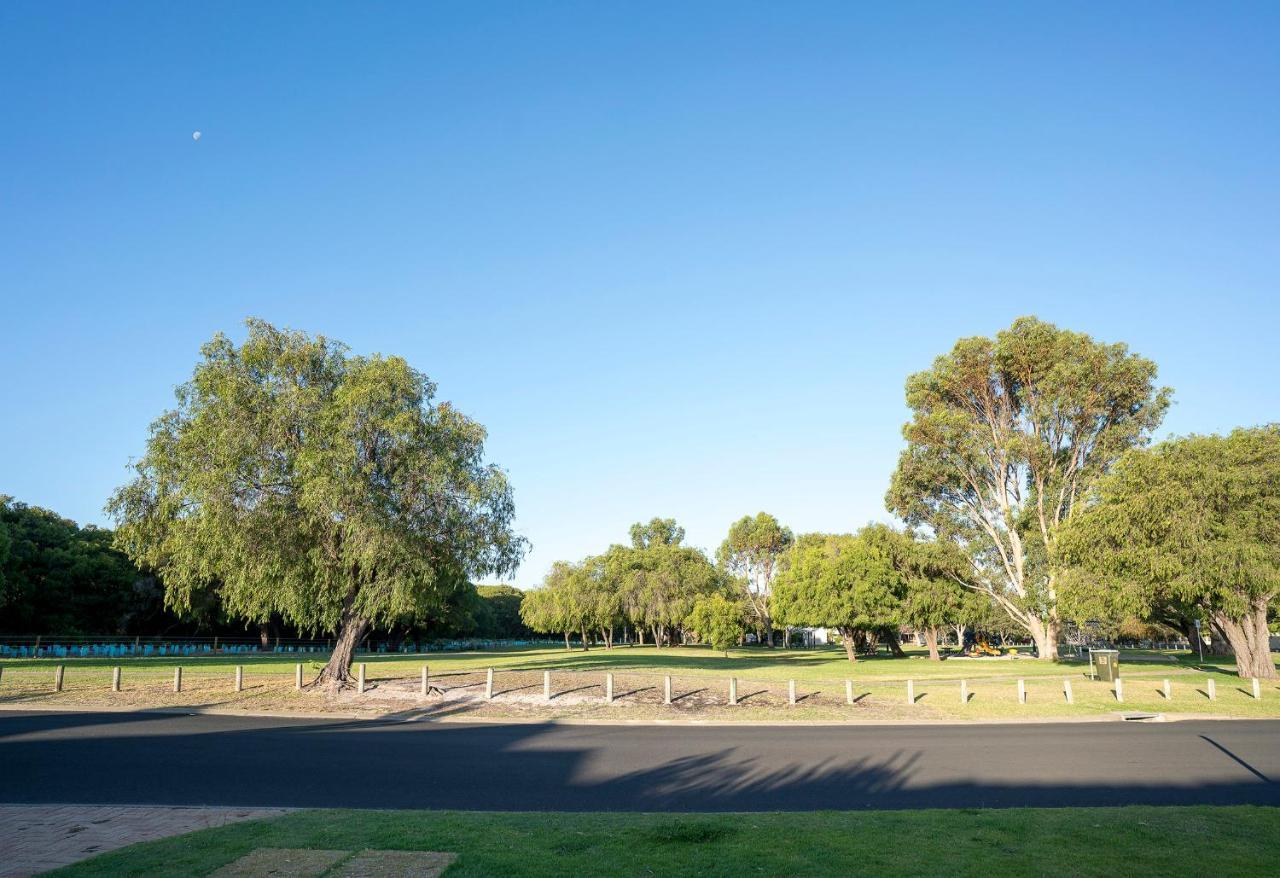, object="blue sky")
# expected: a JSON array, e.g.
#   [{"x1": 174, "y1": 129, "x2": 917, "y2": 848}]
[{"x1": 2, "y1": 3, "x2": 1277, "y2": 587}]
